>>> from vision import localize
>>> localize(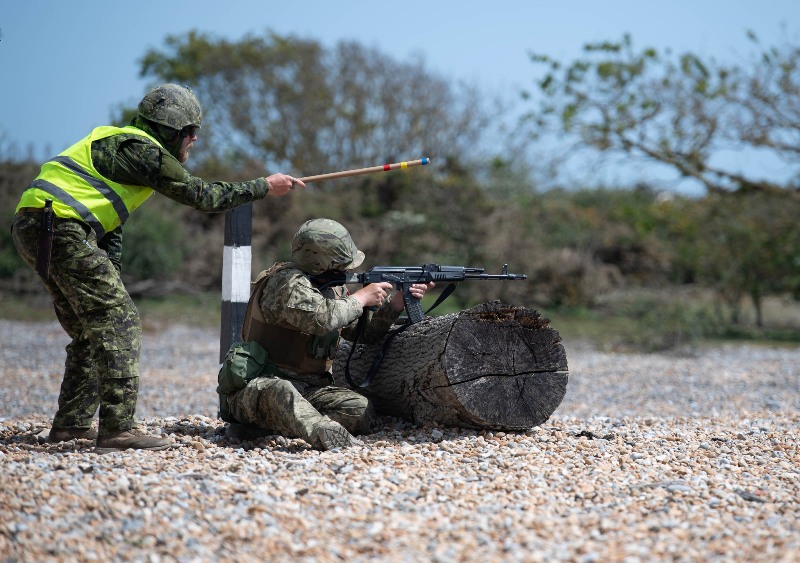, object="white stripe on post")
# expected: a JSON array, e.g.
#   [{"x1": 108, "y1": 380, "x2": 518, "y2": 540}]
[{"x1": 220, "y1": 203, "x2": 253, "y2": 363}]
